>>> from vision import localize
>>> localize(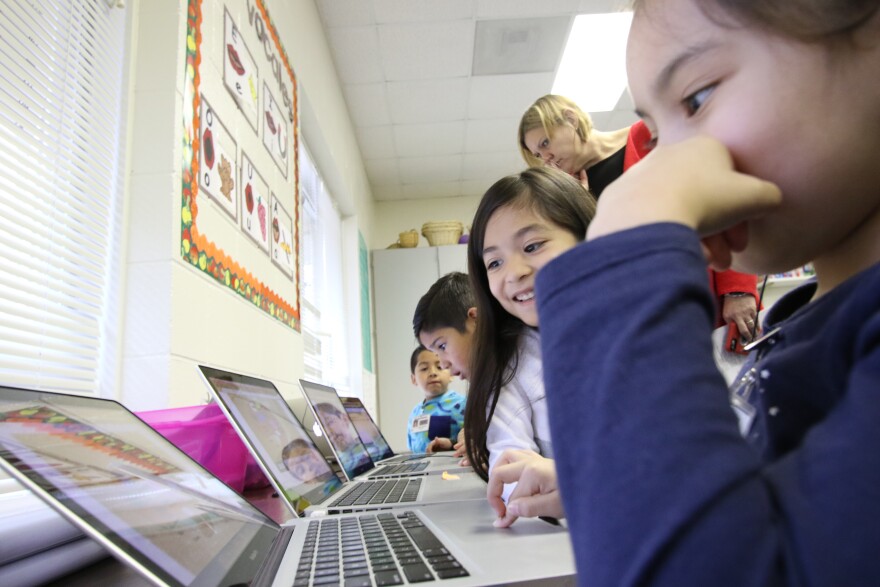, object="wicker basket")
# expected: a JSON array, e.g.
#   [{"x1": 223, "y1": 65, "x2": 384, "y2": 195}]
[
  {"x1": 398, "y1": 229, "x2": 419, "y2": 248},
  {"x1": 421, "y1": 221, "x2": 463, "y2": 246}
]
